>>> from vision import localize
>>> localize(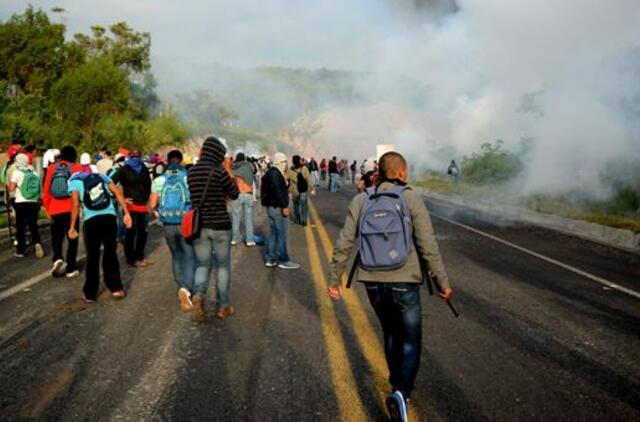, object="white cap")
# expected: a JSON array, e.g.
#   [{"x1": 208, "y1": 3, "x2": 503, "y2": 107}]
[
  {"x1": 80, "y1": 153, "x2": 91, "y2": 165},
  {"x1": 364, "y1": 157, "x2": 377, "y2": 173}
]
